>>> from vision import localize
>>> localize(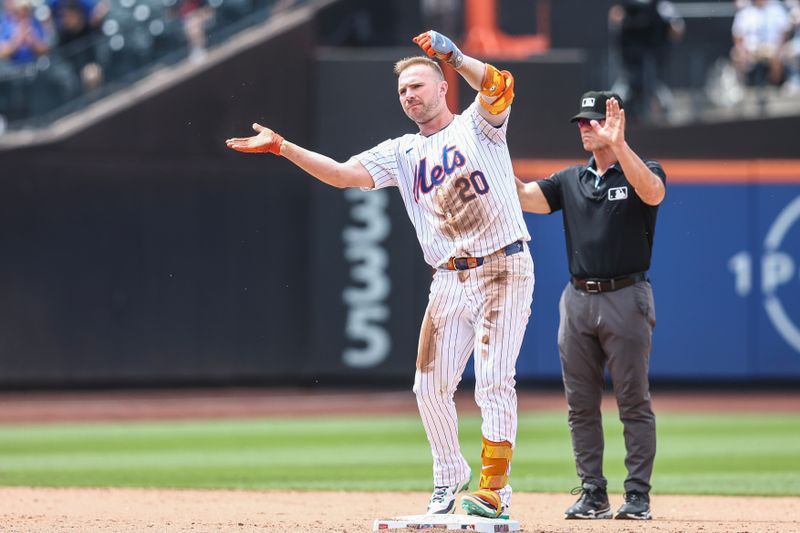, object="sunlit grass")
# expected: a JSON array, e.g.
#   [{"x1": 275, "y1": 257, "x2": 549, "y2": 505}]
[{"x1": 0, "y1": 412, "x2": 797, "y2": 495}]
